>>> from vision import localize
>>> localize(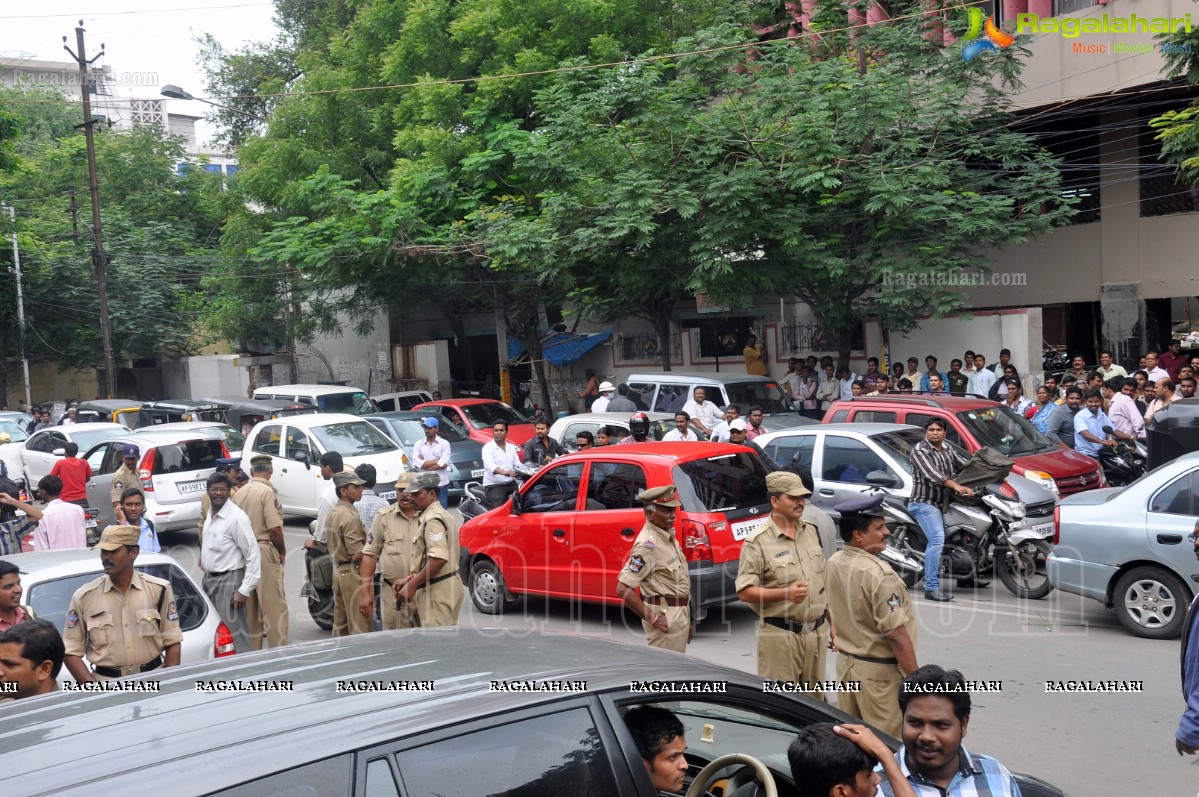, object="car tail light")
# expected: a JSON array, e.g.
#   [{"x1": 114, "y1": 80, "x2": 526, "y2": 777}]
[
  {"x1": 138, "y1": 448, "x2": 156, "y2": 493},
  {"x1": 1053, "y1": 505, "x2": 1060, "y2": 545},
  {"x1": 998, "y1": 481, "x2": 1018, "y2": 499},
  {"x1": 18, "y1": 484, "x2": 30, "y2": 502},
  {"x1": 1096, "y1": 464, "x2": 1106, "y2": 488},
  {"x1": 680, "y1": 519, "x2": 714, "y2": 562},
  {"x1": 214, "y1": 621, "x2": 236, "y2": 657}
]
